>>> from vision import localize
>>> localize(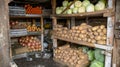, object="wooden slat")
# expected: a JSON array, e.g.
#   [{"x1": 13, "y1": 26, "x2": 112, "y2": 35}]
[
  {"x1": 54, "y1": 36, "x2": 113, "y2": 50},
  {"x1": 52, "y1": 9, "x2": 113, "y2": 18},
  {"x1": 10, "y1": 14, "x2": 50, "y2": 18}
]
